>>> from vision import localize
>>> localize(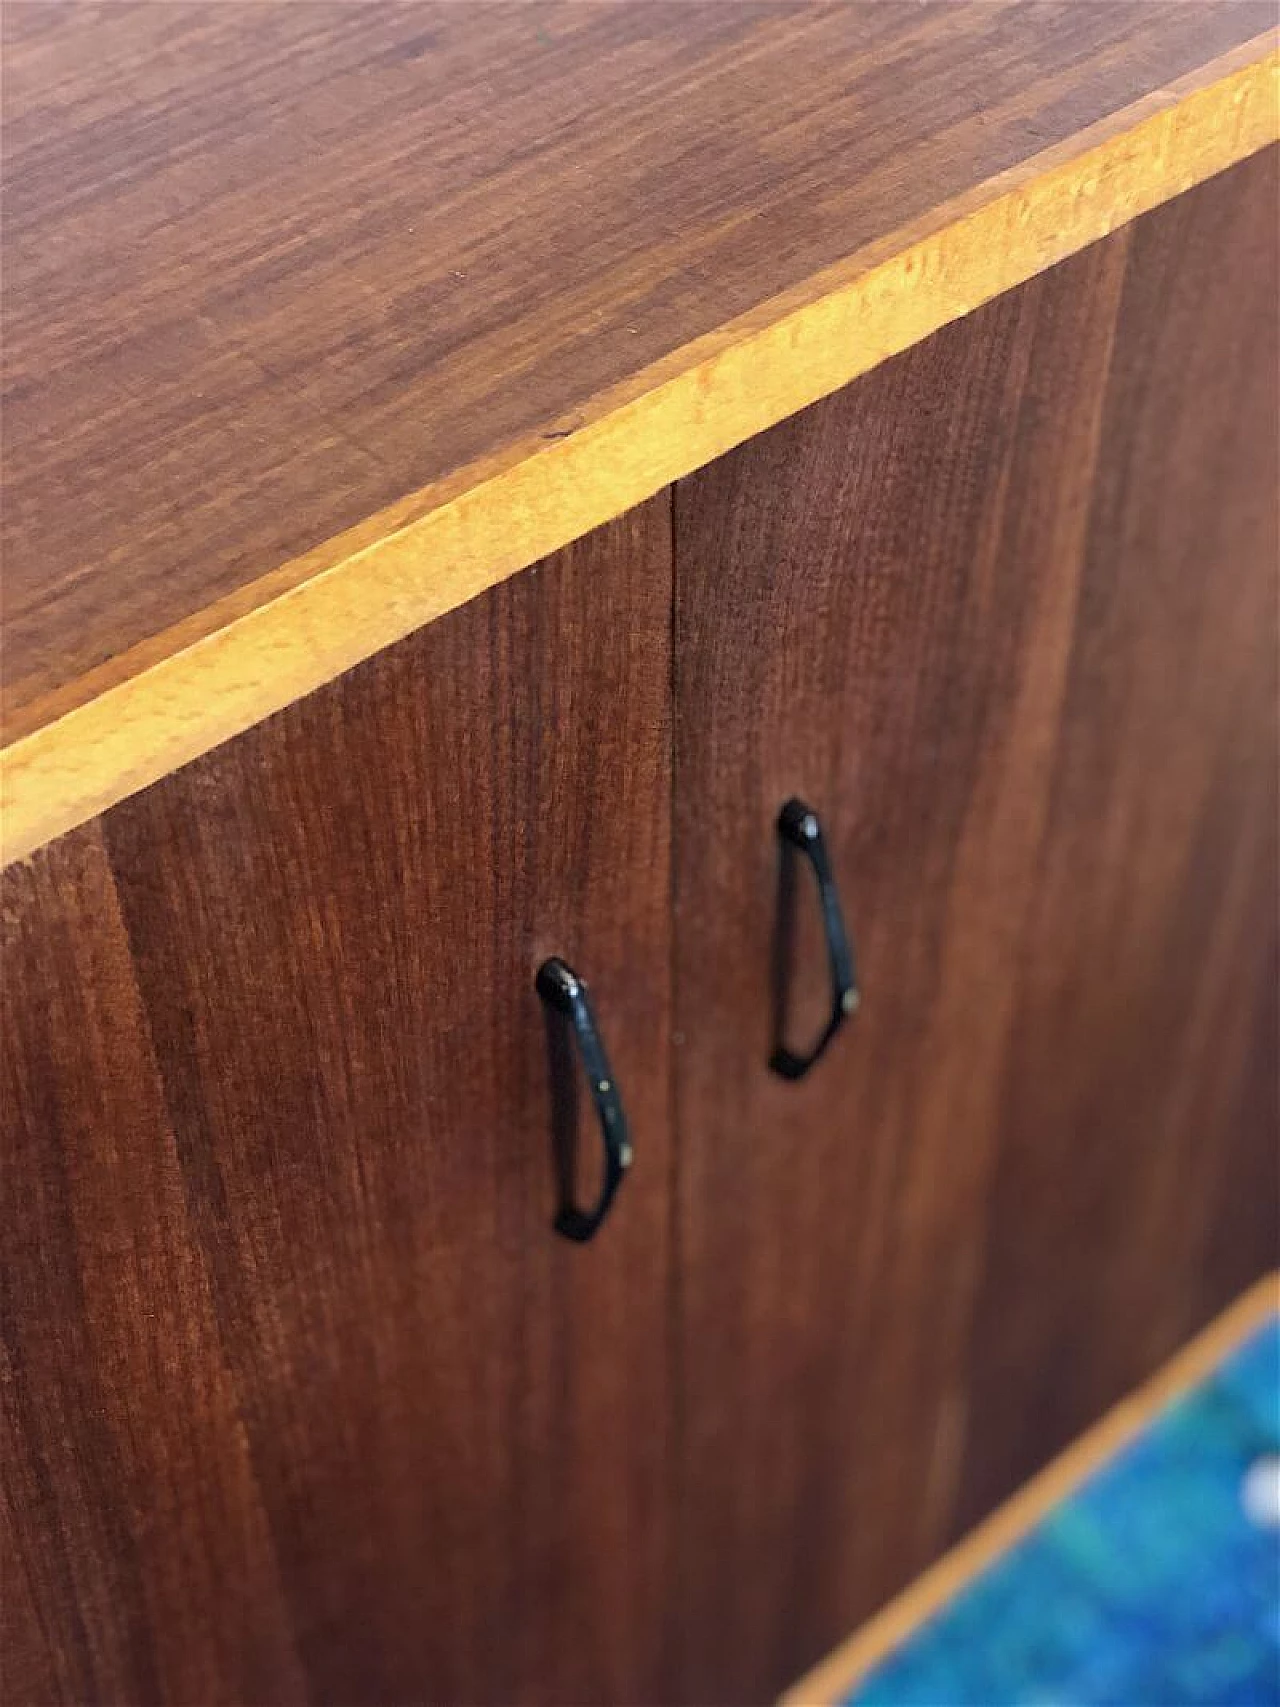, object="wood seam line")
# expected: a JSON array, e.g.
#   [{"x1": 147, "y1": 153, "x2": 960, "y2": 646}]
[
  {"x1": 779, "y1": 1271, "x2": 1280, "y2": 1707},
  {"x1": 2, "y1": 36, "x2": 1276, "y2": 865}
]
